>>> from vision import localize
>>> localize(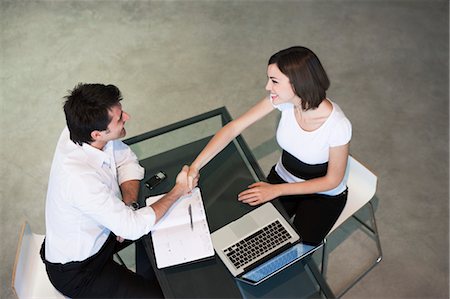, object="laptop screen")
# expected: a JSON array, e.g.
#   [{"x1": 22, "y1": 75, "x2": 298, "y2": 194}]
[{"x1": 240, "y1": 243, "x2": 318, "y2": 284}]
